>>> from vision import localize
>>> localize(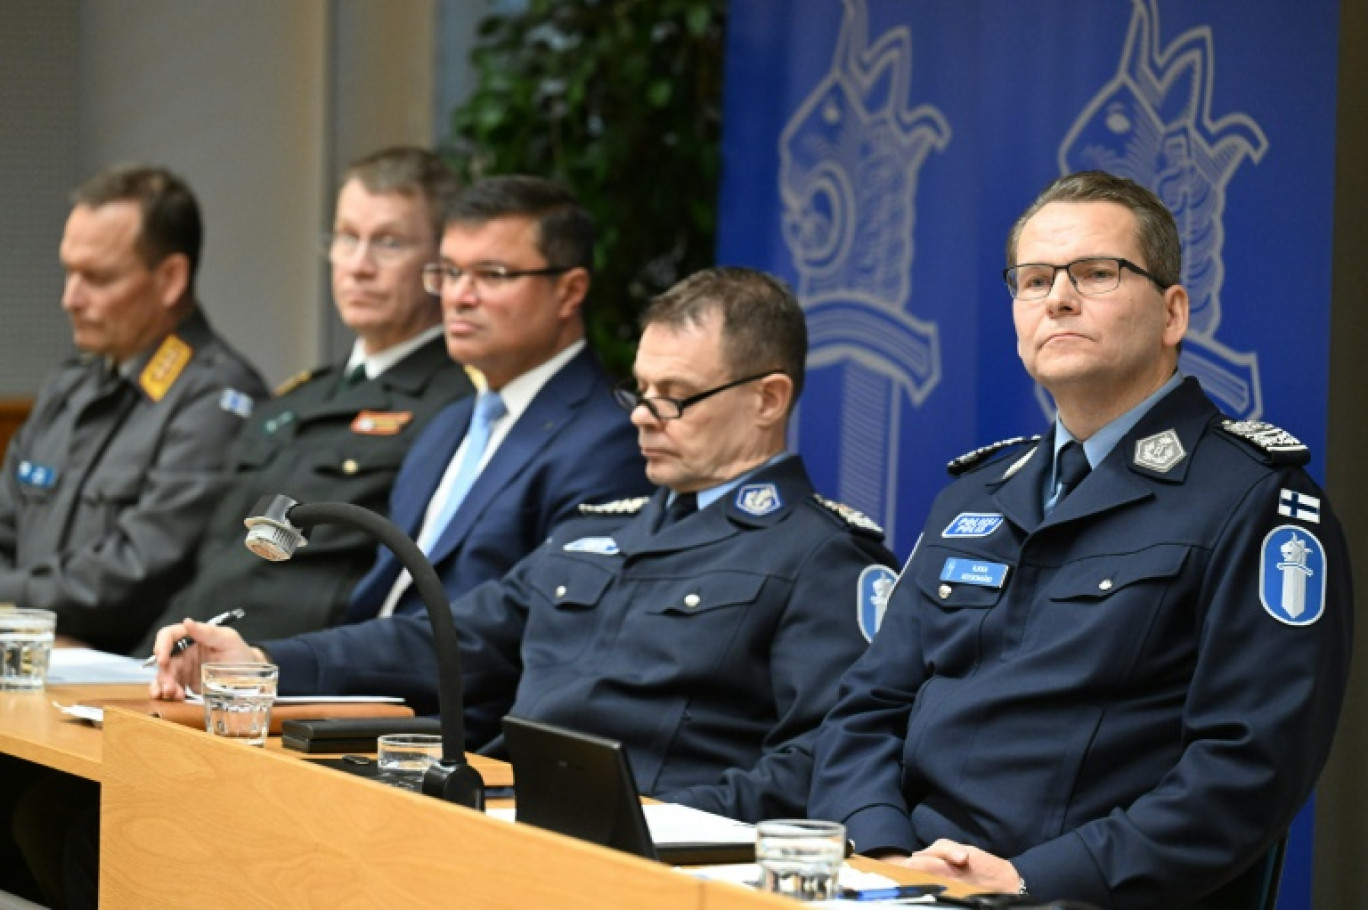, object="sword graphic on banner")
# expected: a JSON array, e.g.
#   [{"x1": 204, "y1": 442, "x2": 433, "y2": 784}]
[{"x1": 779, "y1": 0, "x2": 950, "y2": 546}]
